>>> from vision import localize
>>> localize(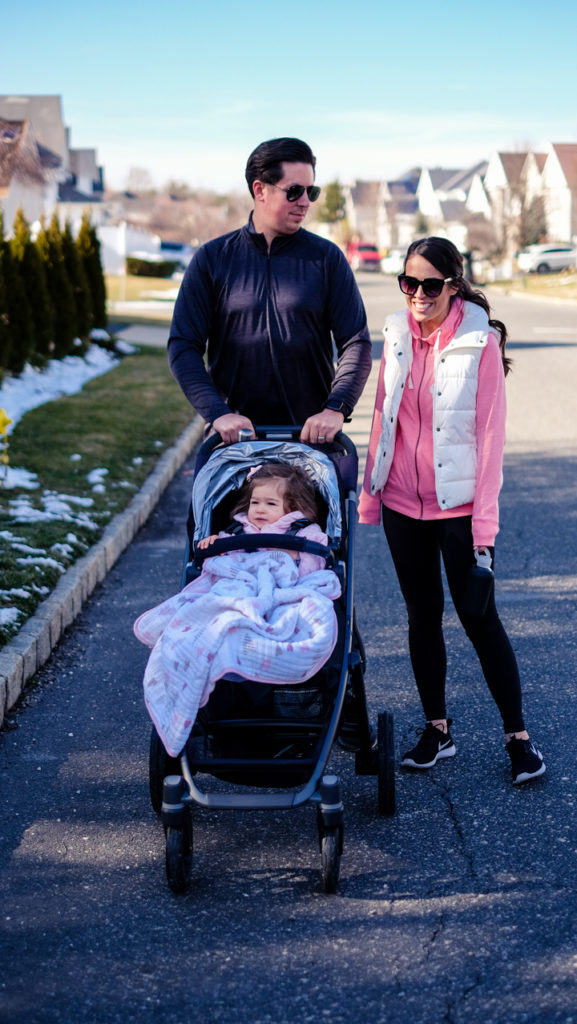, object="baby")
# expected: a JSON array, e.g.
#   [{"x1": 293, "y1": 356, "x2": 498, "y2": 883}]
[{"x1": 198, "y1": 462, "x2": 328, "y2": 576}]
